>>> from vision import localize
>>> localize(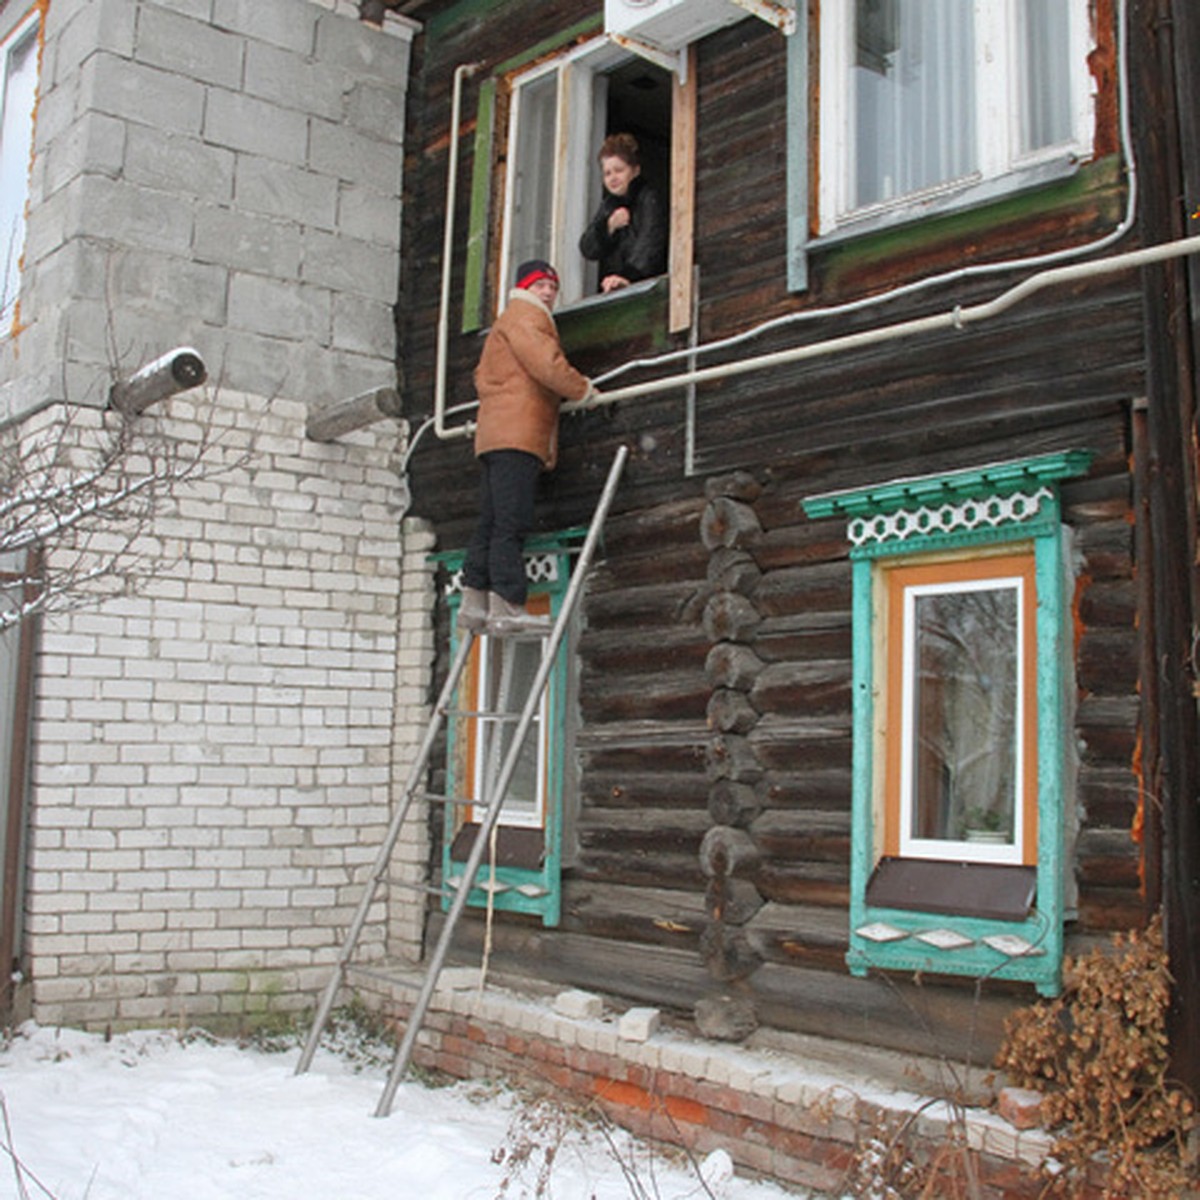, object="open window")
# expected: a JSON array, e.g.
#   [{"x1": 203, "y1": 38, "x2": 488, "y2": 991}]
[
  {"x1": 804, "y1": 452, "x2": 1092, "y2": 995},
  {"x1": 465, "y1": 35, "x2": 694, "y2": 332},
  {"x1": 817, "y1": 0, "x2": 1091, "y2": 235}
]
